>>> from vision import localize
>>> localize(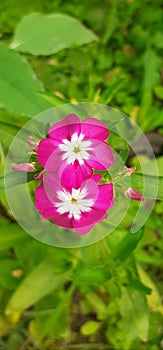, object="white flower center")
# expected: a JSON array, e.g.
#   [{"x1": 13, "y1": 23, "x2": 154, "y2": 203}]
[
  {"x1": 59, "y1": 132, "x2": 92, "y2": 165},
  {"x1": 55, "y1": 187, "x2": 94, "y2": 220}
]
